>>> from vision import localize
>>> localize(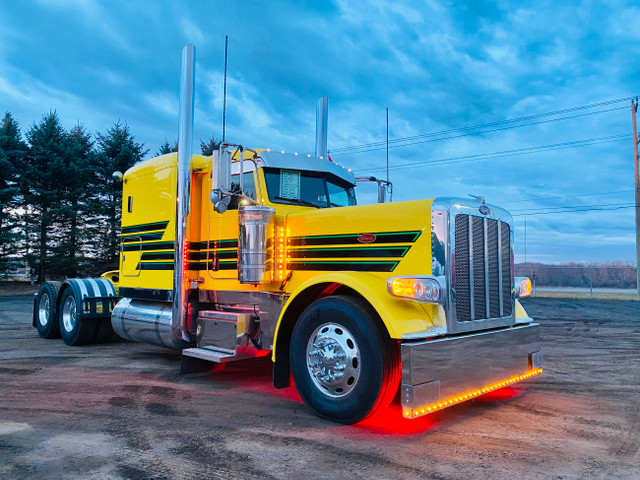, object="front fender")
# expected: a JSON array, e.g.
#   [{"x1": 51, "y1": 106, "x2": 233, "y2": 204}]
[{"x1": 272, "y1": 272, "x2": 438, "y2": 361}]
